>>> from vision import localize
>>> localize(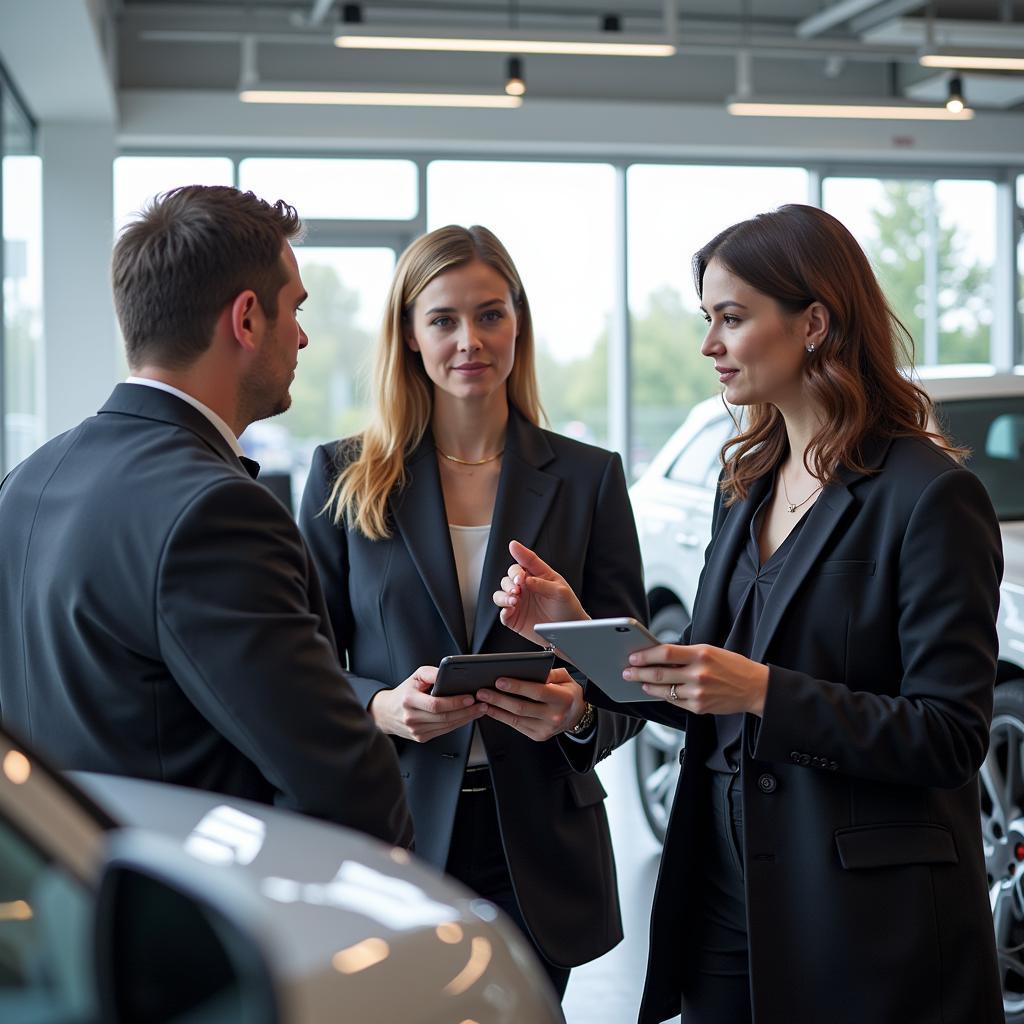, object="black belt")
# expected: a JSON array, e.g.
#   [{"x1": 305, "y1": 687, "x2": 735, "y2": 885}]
[{"x1": 461, "y1": 765, "x2": 492, "y2": 794}]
